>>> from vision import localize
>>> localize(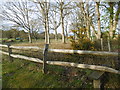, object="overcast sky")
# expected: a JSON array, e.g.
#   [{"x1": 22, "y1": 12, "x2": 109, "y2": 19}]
[
  {"x1": 0, "y1": 0, "x2": 120, "y2": 34},
  {"x1": 0, "y1": 0, "x2": 71, "y2": 34}
]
